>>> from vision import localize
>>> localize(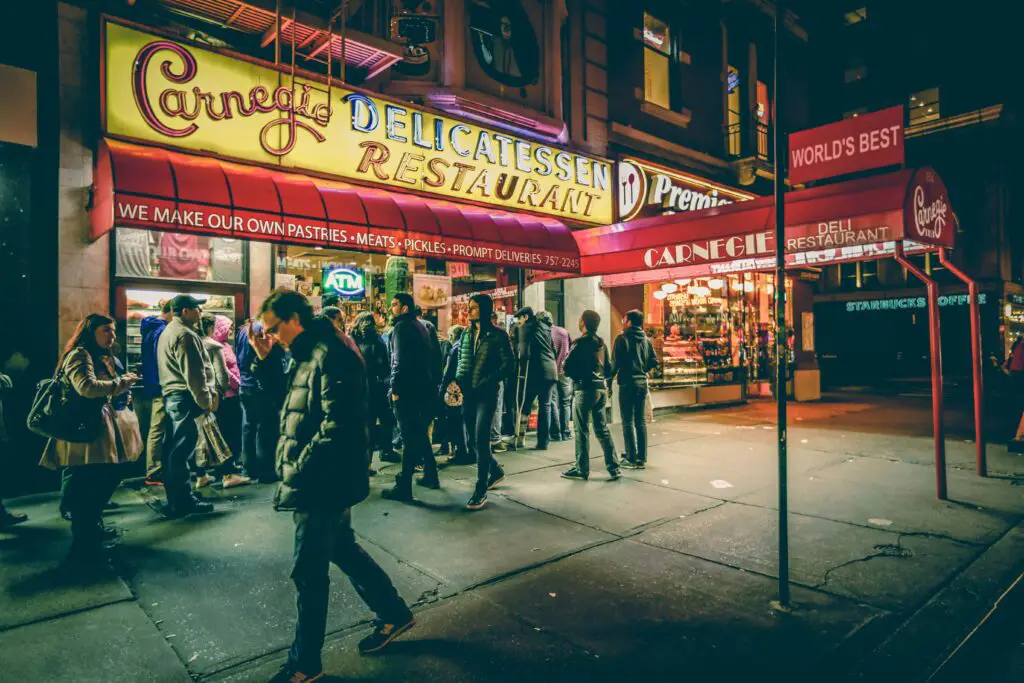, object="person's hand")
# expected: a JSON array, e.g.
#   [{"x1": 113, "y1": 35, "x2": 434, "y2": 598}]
[
  {"x1": 122, "y1": 373, "x2": 140, "y2": 385},
  {"x1": 391, "y1": 393, "x2": 399, "y2": 402},
  {"x1": 249, "y1": 329, "x2": 276, "y2": 360}
]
